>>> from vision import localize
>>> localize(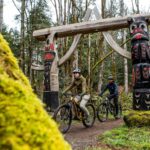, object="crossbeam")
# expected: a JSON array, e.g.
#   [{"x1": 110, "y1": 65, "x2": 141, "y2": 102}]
[{"x1": 33, "y1": 14, "x2": 150, "y2": 40}]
